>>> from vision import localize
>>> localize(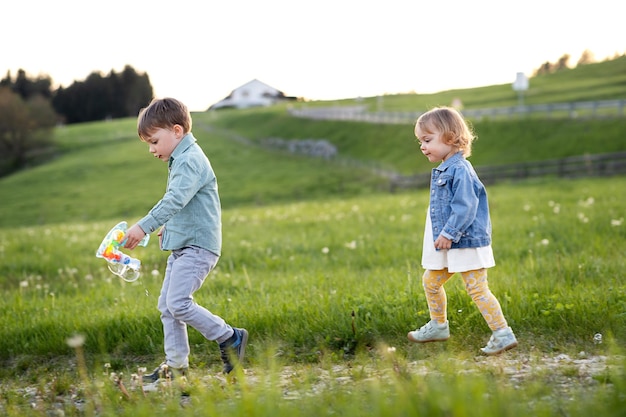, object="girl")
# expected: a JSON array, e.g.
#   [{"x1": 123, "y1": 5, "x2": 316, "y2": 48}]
[{"x1": 407, "y1": 106, "x2": 517, "y2": 355}]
